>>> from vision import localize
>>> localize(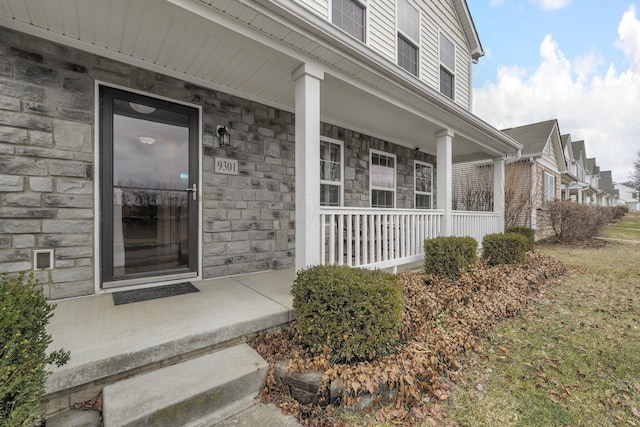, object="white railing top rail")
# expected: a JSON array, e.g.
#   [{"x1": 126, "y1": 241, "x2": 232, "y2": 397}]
[
  {"x1": 452, "y1": 210, "x2": 501, "y2": 216},
  {"x1": 320, "y1": 207, "x2": 445, "y2": 215}
]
